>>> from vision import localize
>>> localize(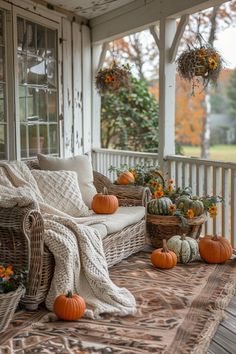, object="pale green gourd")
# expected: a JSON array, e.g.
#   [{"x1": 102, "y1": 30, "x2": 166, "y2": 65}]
[
  {"x1": 176, "y1": 195, "x2": 204, "y2": 216},
  {"x1": 147, "y1": 197, "x2": 173, "y2": 215},
  {"x1": 167, "y1": 234, "x2": 199, "y2": 263}
]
